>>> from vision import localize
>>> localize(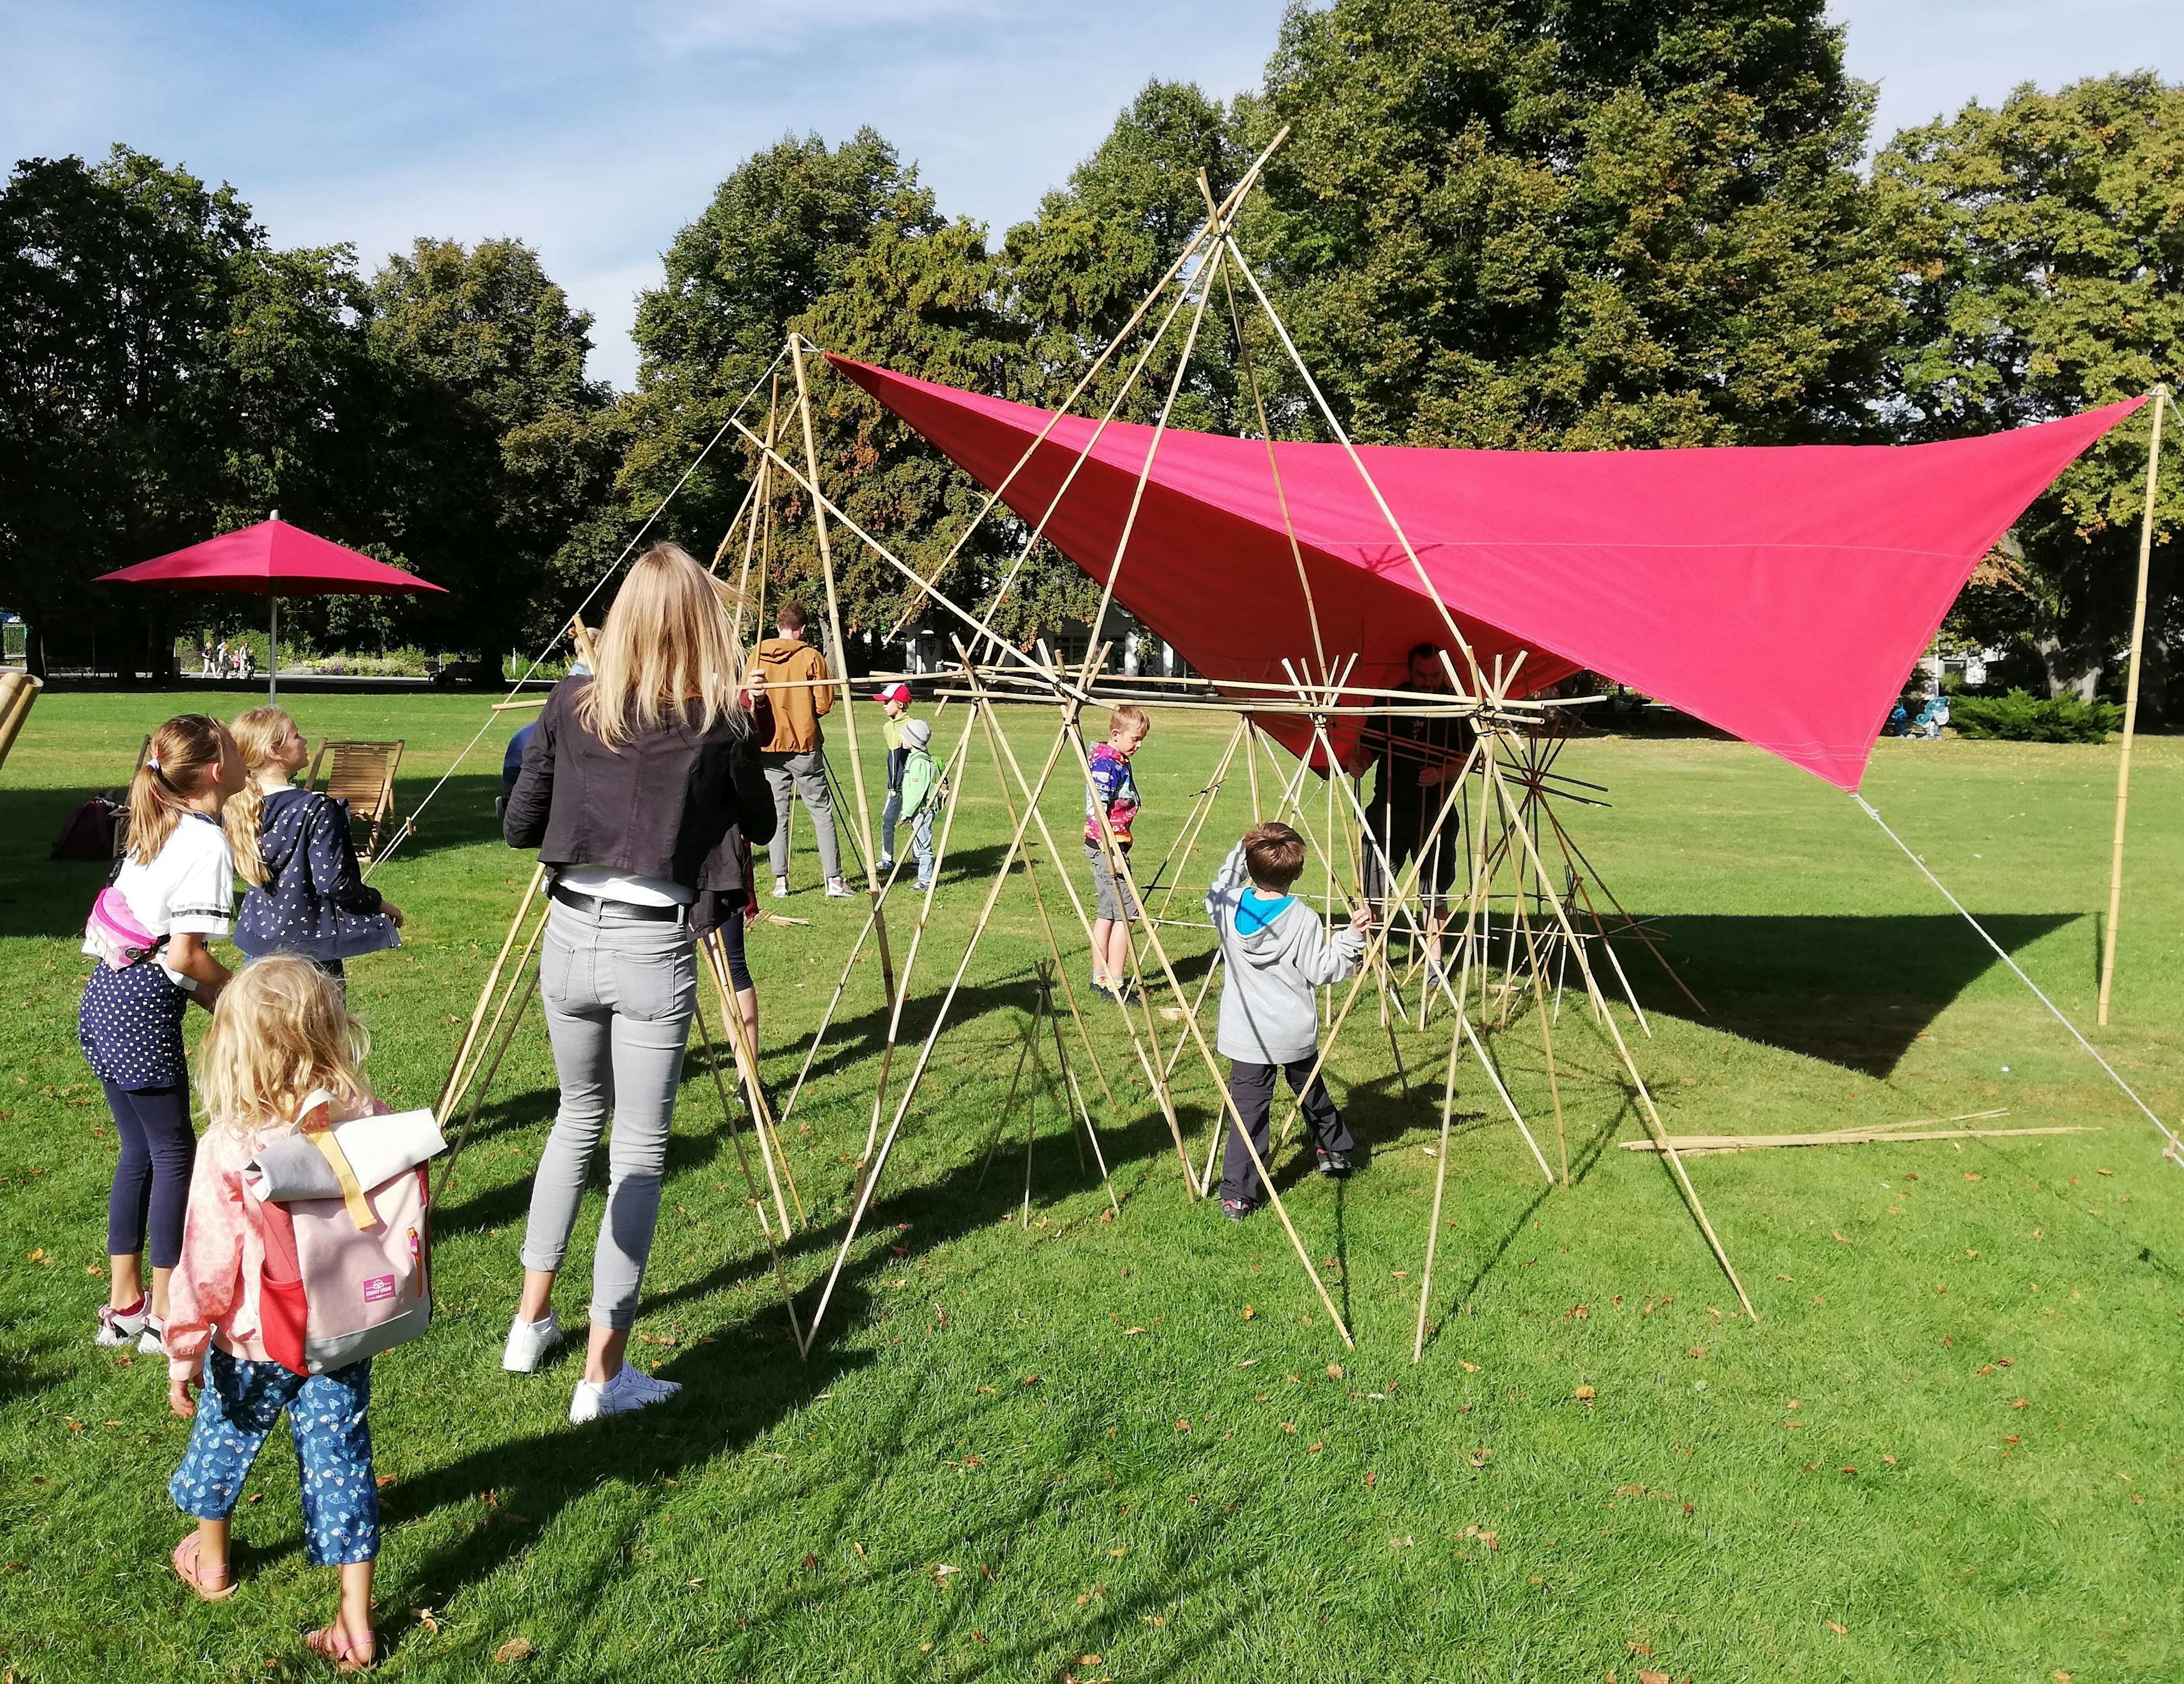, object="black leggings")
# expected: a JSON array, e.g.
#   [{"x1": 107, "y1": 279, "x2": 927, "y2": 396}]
[
  {"x1": 103, "y1": 1081, "x2": 193, "y2": 1268},
  {"x1": 715, "y1": 912, "x2": 752, "y2": 993}
]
